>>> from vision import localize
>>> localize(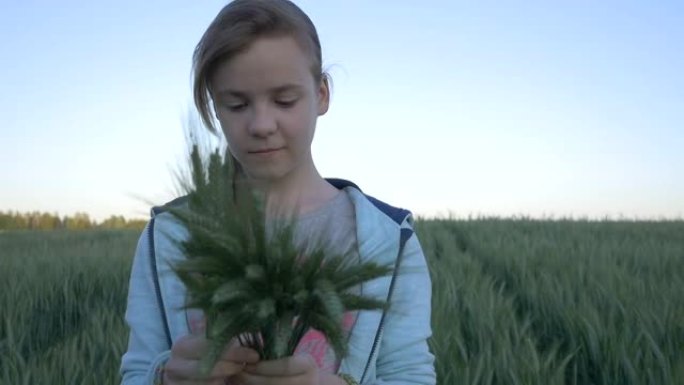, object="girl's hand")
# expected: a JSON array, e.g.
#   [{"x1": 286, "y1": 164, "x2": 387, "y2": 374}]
[
  {"x1": 232, "y1": 355, "x2": 346, "y2": 385},
  {"x1": 163, "y1": 335, "x2": 260, "y2": 385}
]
